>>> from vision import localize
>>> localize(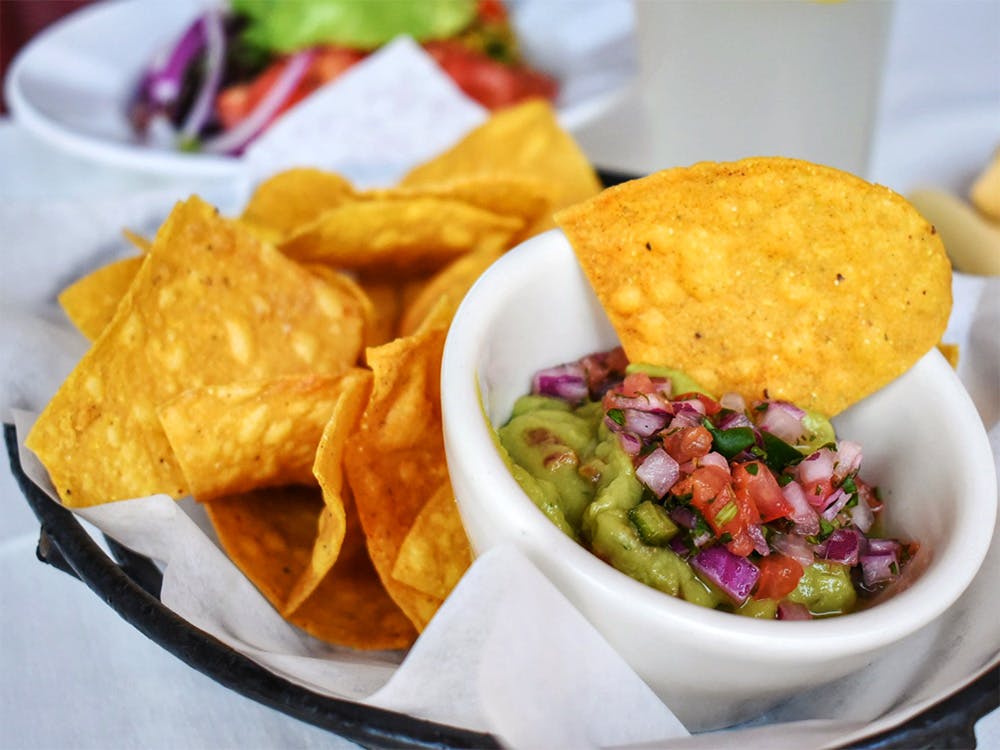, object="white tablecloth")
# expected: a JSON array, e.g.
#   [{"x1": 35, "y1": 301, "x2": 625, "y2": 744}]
[{"x1": 2, "y1": 2, "x2": 998, "y2": 748}]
